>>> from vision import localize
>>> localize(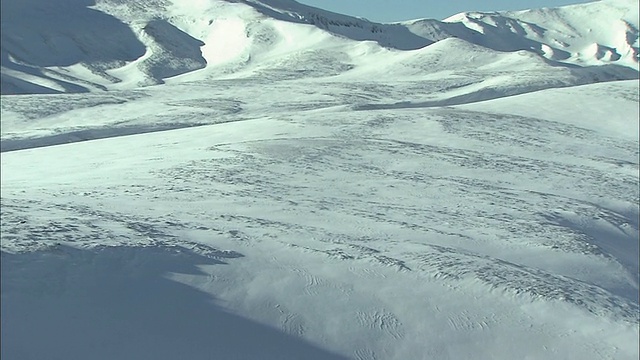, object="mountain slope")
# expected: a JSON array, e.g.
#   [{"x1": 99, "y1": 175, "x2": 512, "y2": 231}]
[
  {"x1": 1, "y1": 0, "x2": 638, "y2": 94},
  {"x1": 1, "y1": 1, "x2": 639, "y2": 359},
  {"x1": 409, "y1": 0, "x2": 639, "y2": 67},
  {"x1": 1, "y1": 79, "x2": 638, "y2": 360}
]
